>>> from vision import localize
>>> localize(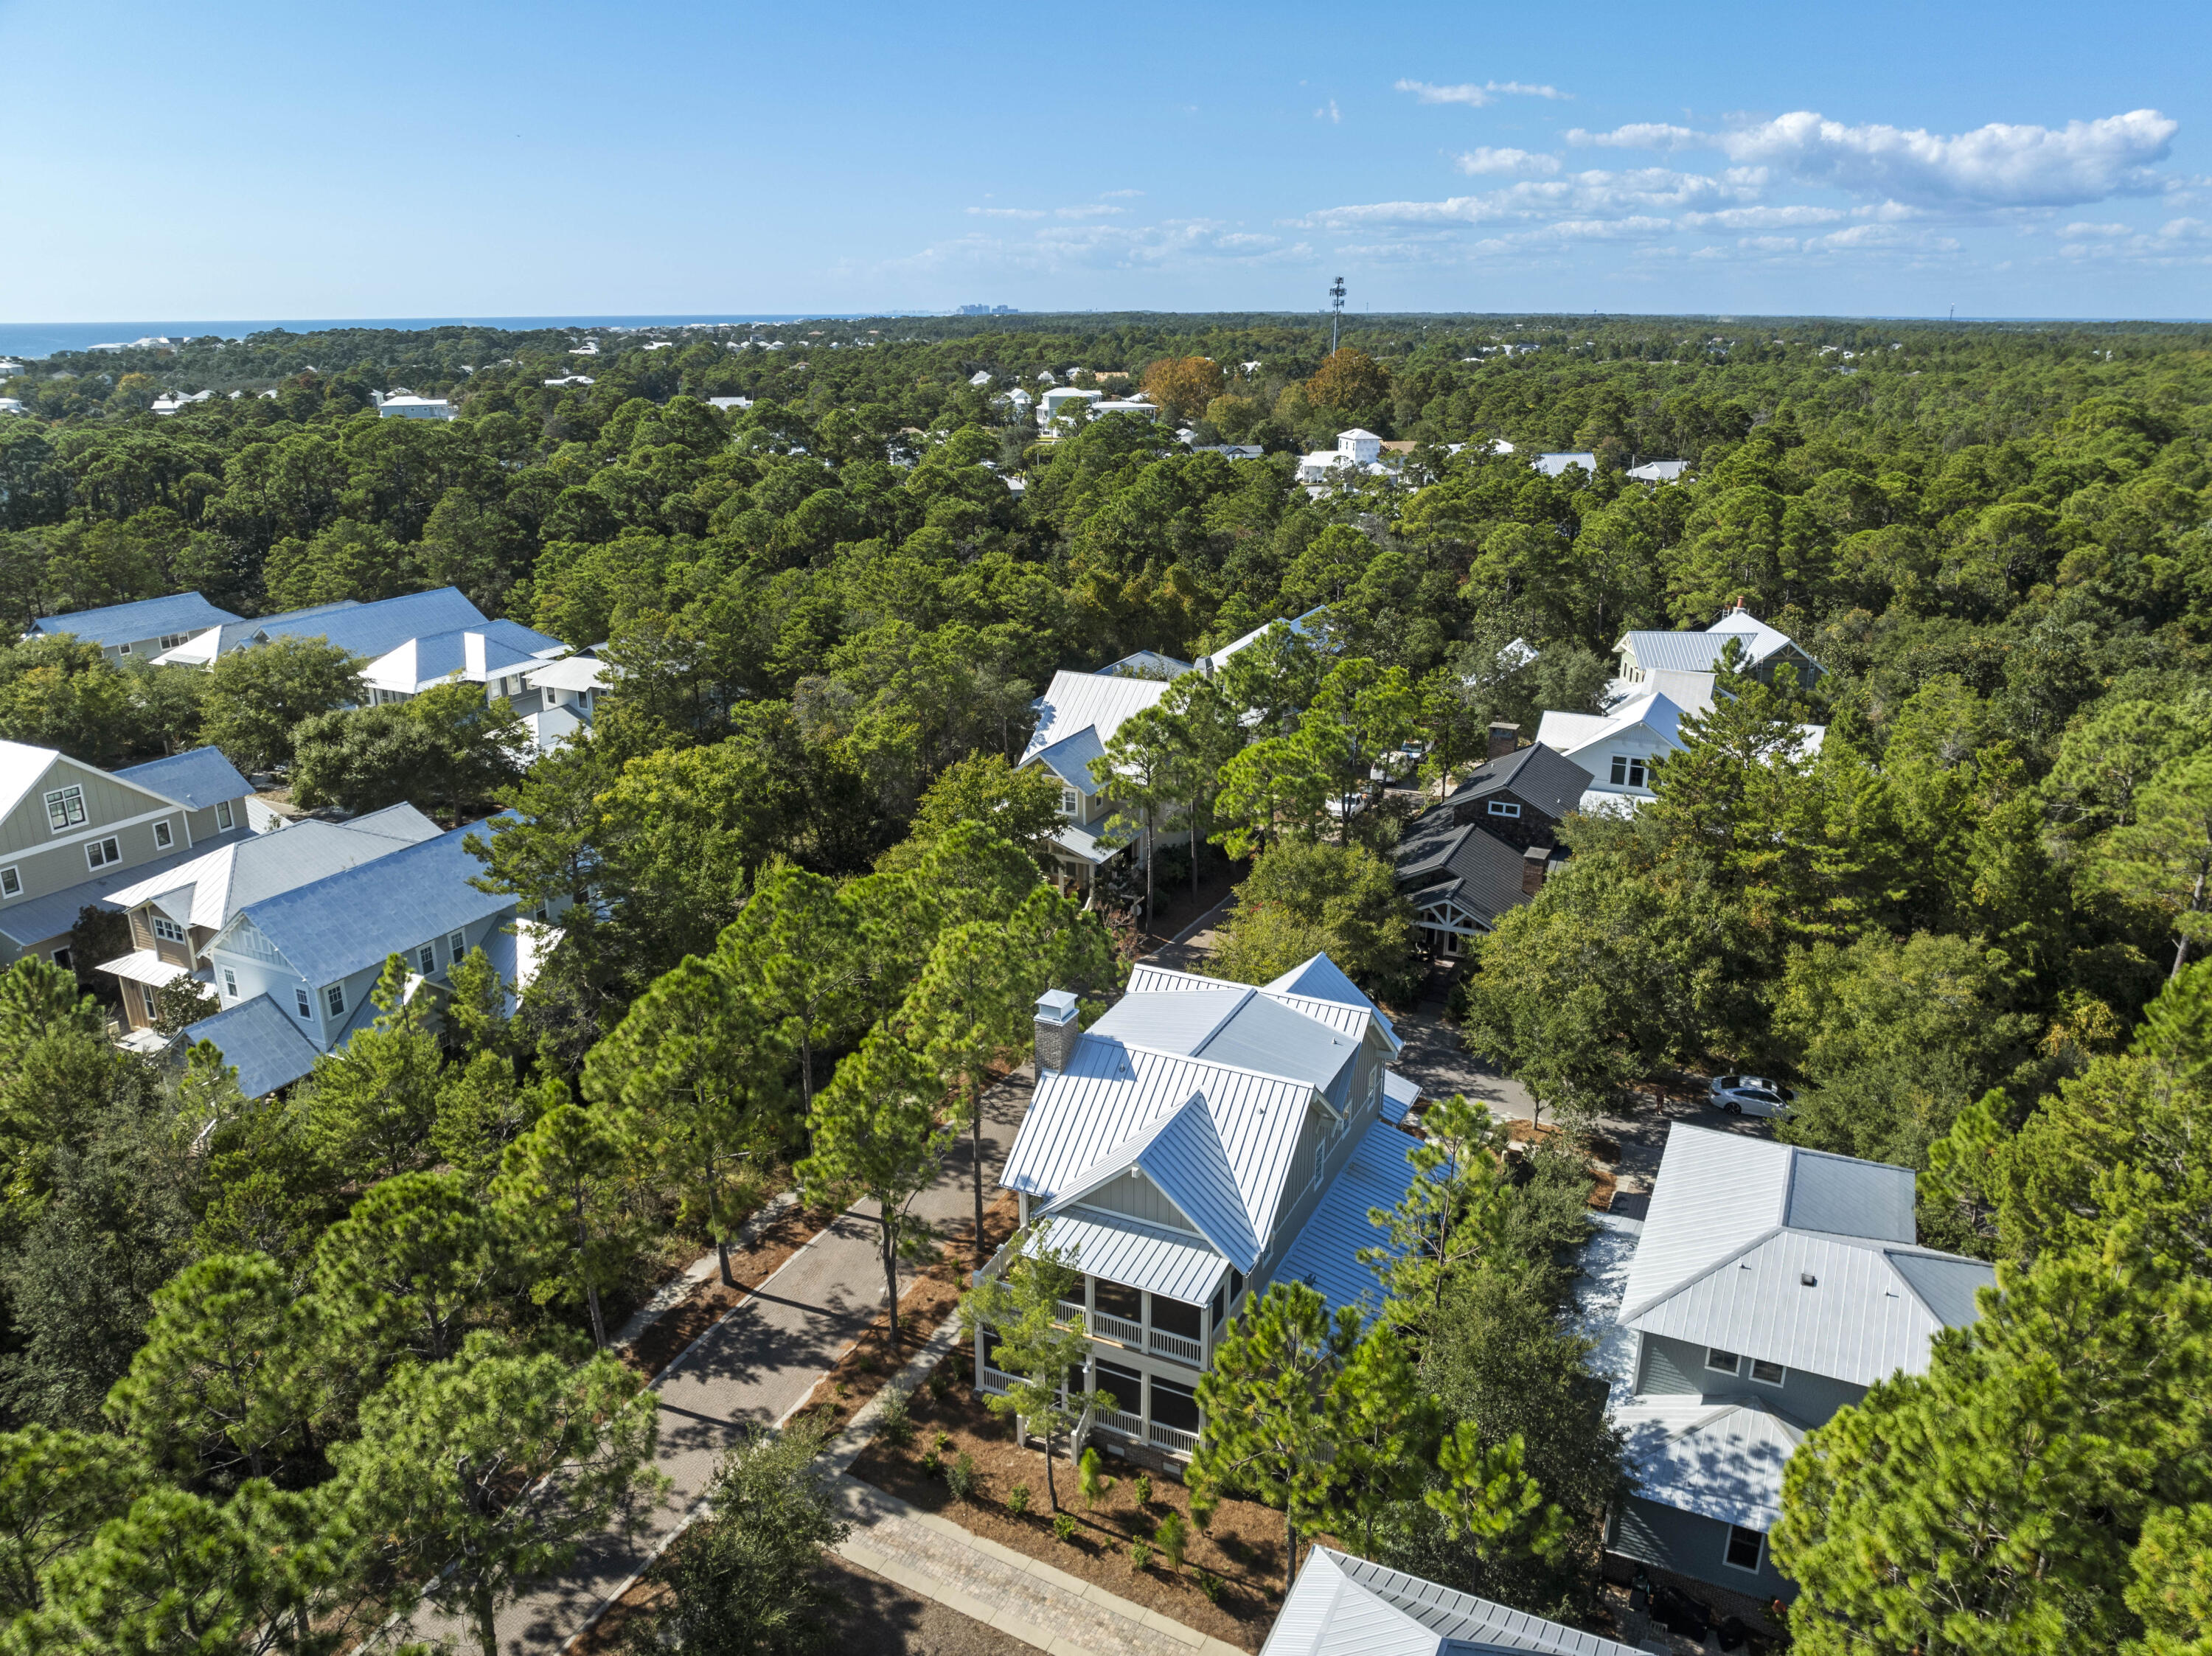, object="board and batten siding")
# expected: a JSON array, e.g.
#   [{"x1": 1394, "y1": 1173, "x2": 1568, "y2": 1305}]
[
  {"x1": 1076, "y1": 1169, "x2": 1200, "y2": 1233},
  {"x1": 1635, "y1": 1333, "x2": 1868, "y2": 1427},
  {"x1": 1608, "y1": 1495, "x2": 1797, "y2": 1601},
  {"x1": 0, "y1": 760, "x2": 175, "y2": 857}
]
